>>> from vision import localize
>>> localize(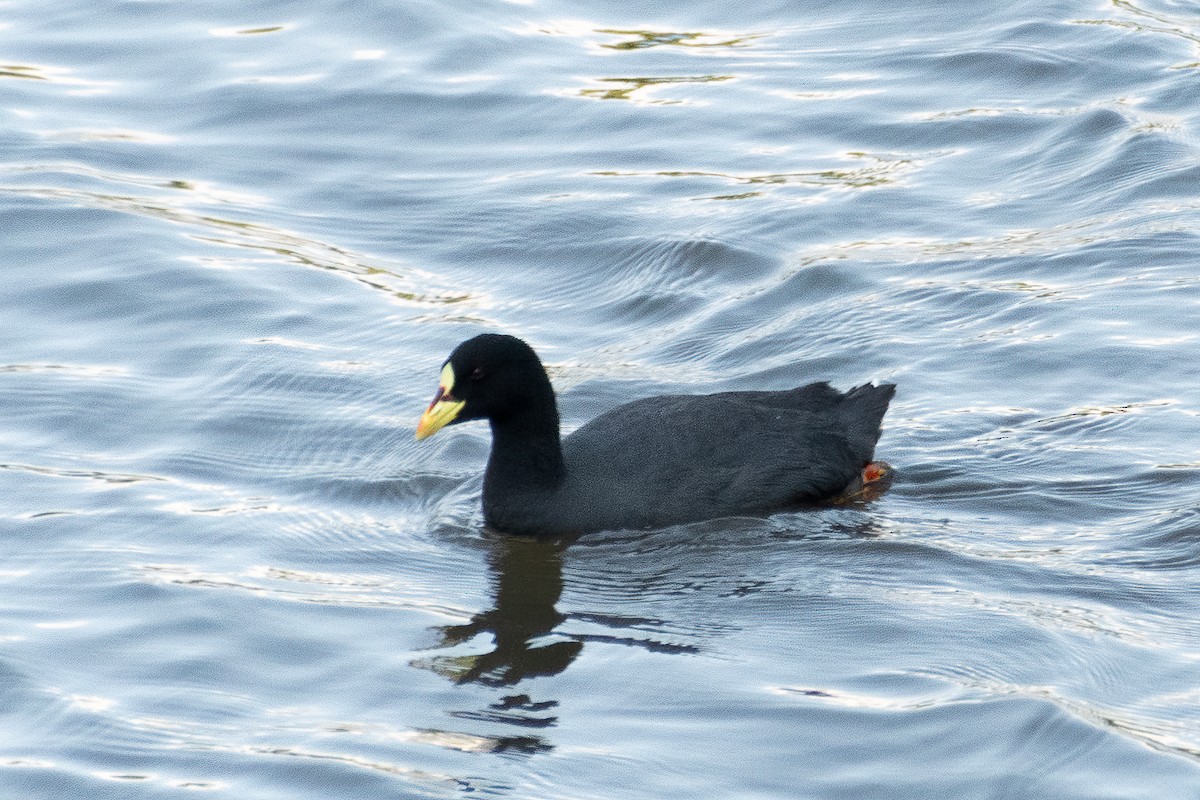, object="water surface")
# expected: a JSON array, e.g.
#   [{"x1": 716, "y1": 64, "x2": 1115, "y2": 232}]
[{"x1": 2, "y1": 0, "x2": 1199, "y2": 797}]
